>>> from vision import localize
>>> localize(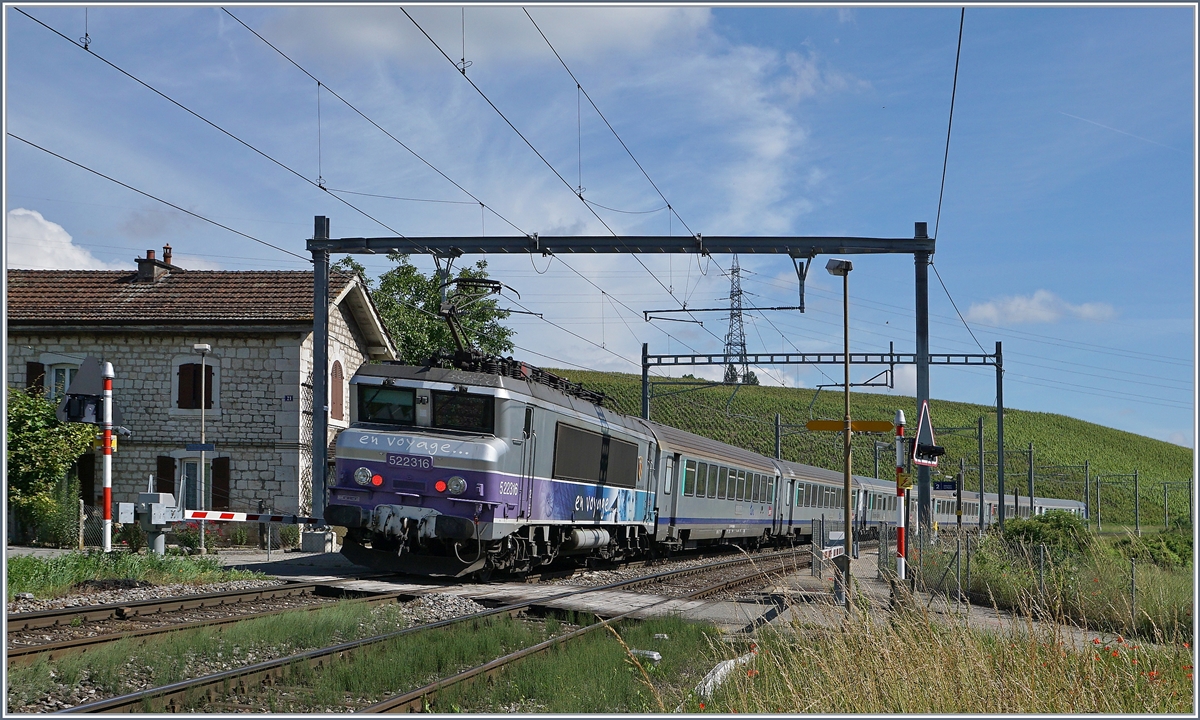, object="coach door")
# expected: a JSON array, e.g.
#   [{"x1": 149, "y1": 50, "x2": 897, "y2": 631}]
[{"x1": 518, "y1": 405, "x2": 535, "y2": 519}]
